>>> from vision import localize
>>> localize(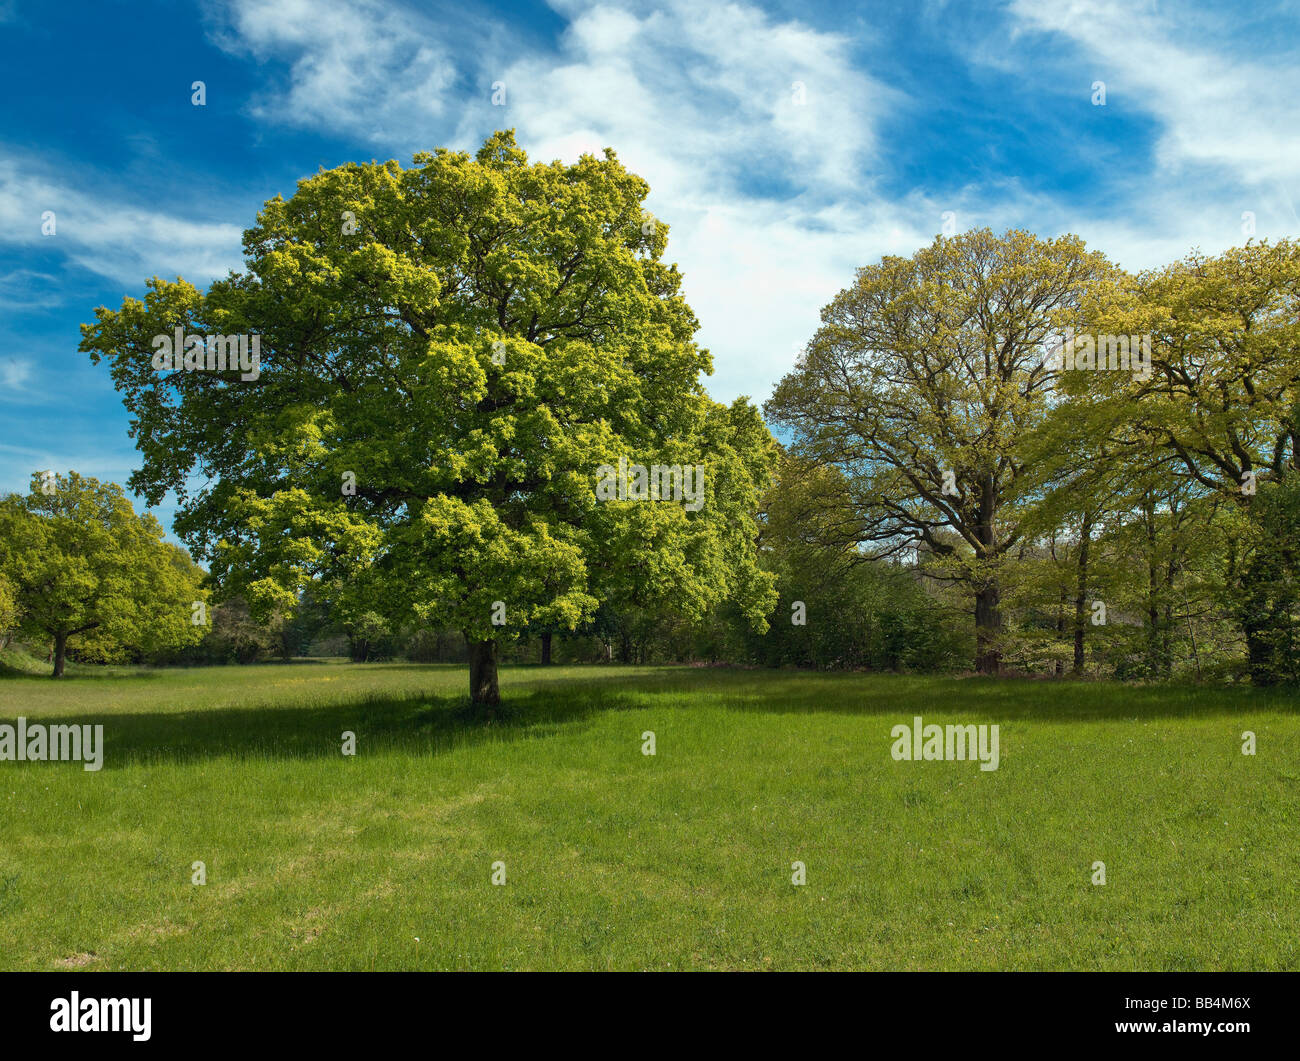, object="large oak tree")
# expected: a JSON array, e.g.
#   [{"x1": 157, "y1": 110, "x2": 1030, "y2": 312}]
[
  {"x1": 766, "y1": 229, "x2": 1112, "y2": 673},
  {"x1": 82, "y1": 131, "x2": 774, "y2": 703}
]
